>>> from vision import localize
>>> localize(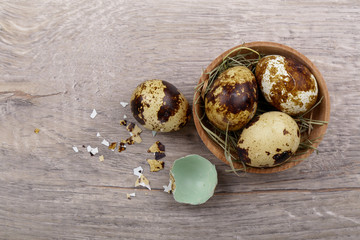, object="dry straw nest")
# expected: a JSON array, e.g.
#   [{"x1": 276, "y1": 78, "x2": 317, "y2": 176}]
[{"x1": 193, "y1": 42, "x2": 330, "y2": 174}]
